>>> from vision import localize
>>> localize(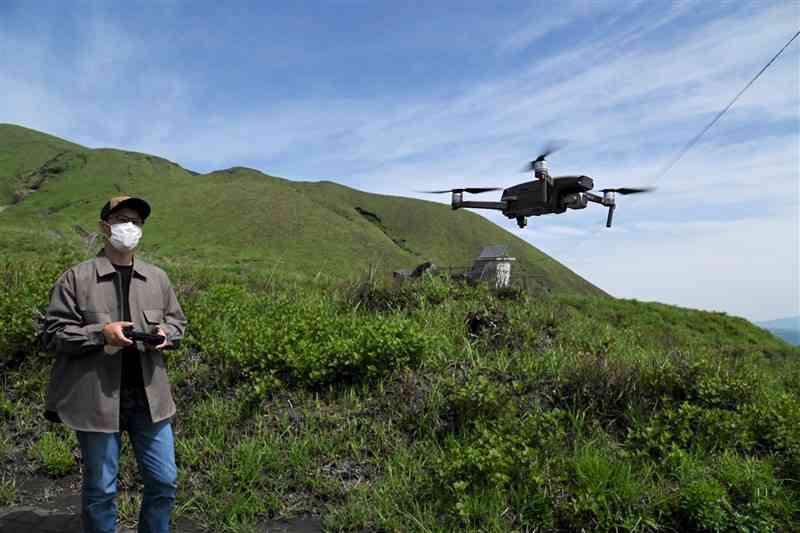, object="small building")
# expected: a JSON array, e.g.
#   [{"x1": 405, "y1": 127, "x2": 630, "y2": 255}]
[
  {"x1": 393, "y1": 247, "x2": 516, "y2": 288},
  {"x1": 468, "y1": 245, "x2": 516, "y2": 288}
]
